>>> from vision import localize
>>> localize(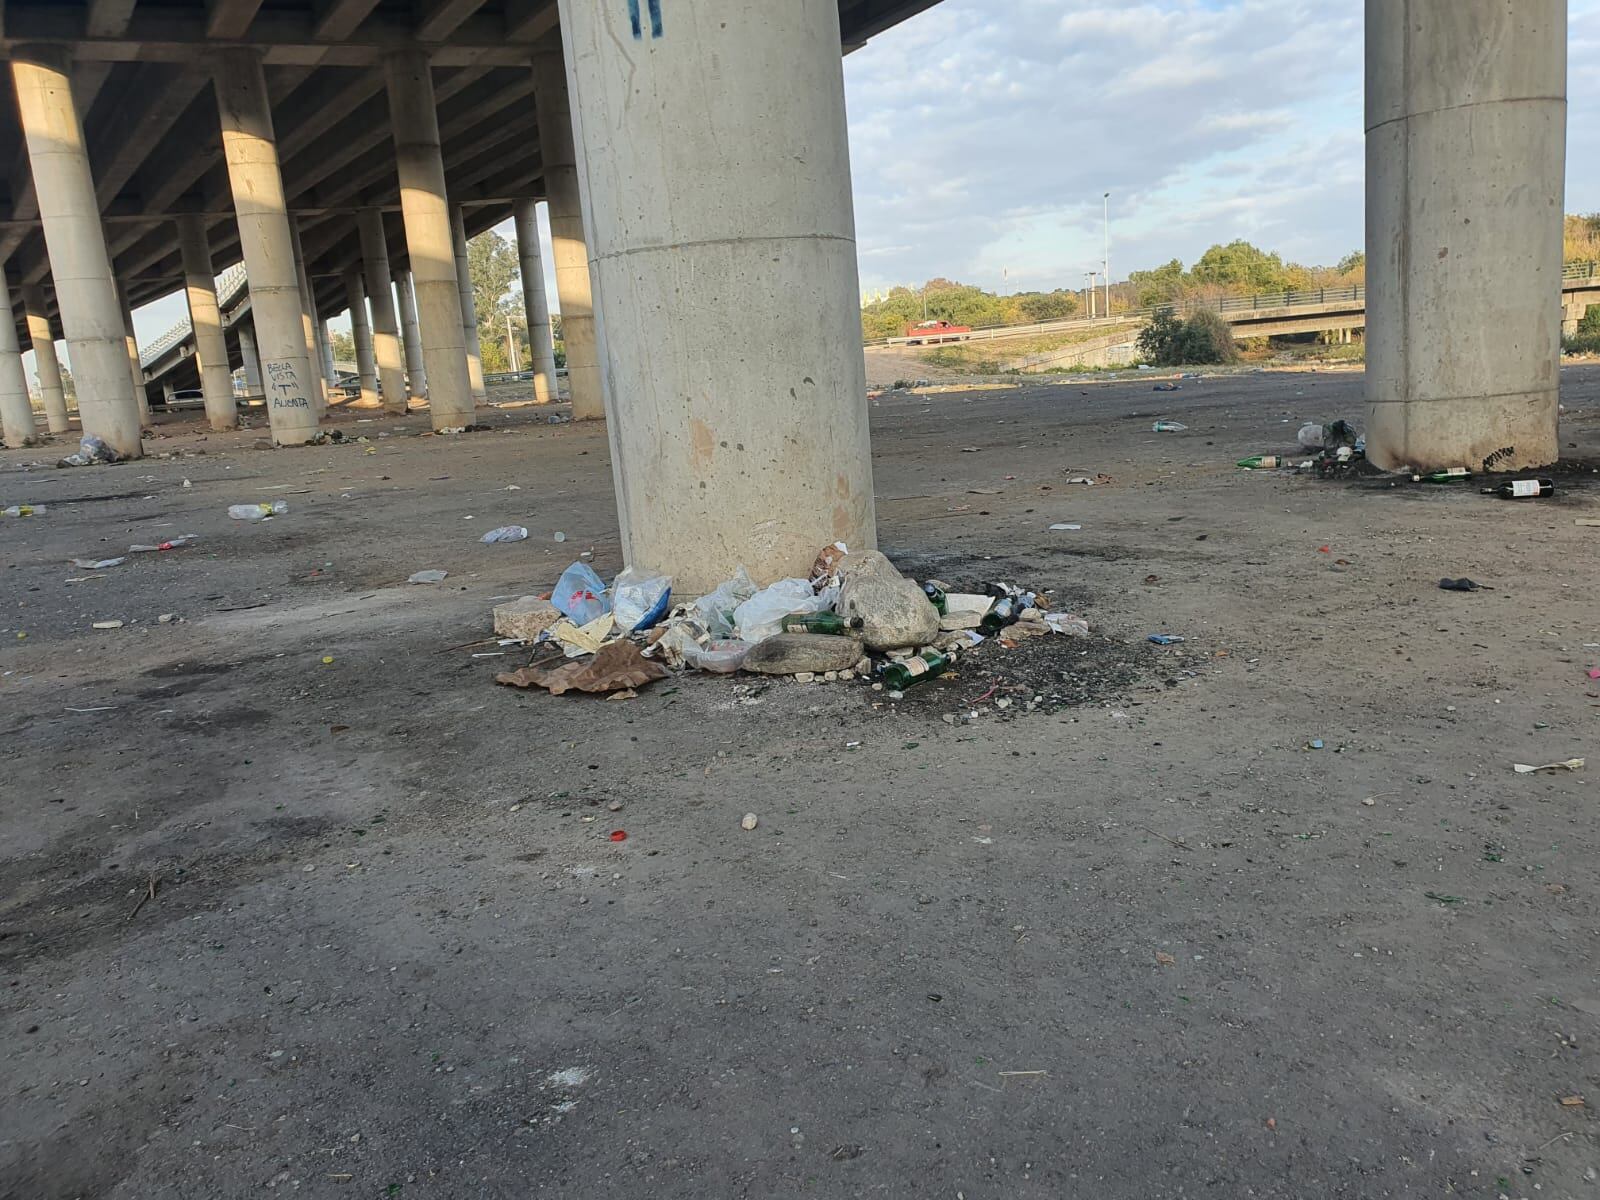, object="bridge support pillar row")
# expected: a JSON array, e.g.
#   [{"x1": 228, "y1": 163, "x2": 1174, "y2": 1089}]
[
  {"x1": 1562, "y1": 298, "x2": 1588, "y2": 339},
  {"x1": 396, "y1": 269, "x2": 427, "y2": 398},
  {"x1": 534, "y1": 48, "x2": 604, "y2": 421},
  {"x1": 10, "y1": 48, "x2": 141, "y2": 457},
  {"x1": 449, "y1": 205, "x2": 487, "y2": 405},
  {"x1": 0, "y1": 270, "x2": 39, "y2": 447},
  {"x1": 215, "y1": 48, "x2": 319, "y2": 444},
  {"x1": 345, "y1": 269, "x2": 379, "y2": 407},
  {"x1": 1365, "y1": 0, "x2": 1565, "y2": 473},
  {"x1": 19, "y1": 286, "x2": 69, "y2": 432},
  {"x1": 358, "y1": 210, "x2": 408, "y2": 414},
  {"x1": 118, "y1": 289, "x2": 150, "y2": 426},
  {"x1": 385, "y1": 52, "x2": 473, "y2": 431},
  {"x1": 177, "y1": 216, "x2": 238, "y2": 431},
  {"x1": 514, "y1": 199, "x2": 559, "y2": 404},
  {"x1": 557, "y1": 0, "x2": 877, "y2": 589}
]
